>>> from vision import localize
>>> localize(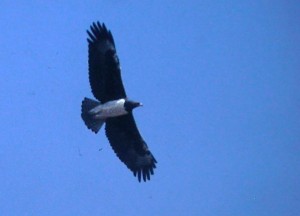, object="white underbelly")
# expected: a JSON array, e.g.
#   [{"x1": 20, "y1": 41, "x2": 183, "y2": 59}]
[
  {"x1": 99, "y1": 105, "x2": 127, "y2": 118},
  {"x1": 89, "y1": 99, "x2": 128, "y2": 119}
]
